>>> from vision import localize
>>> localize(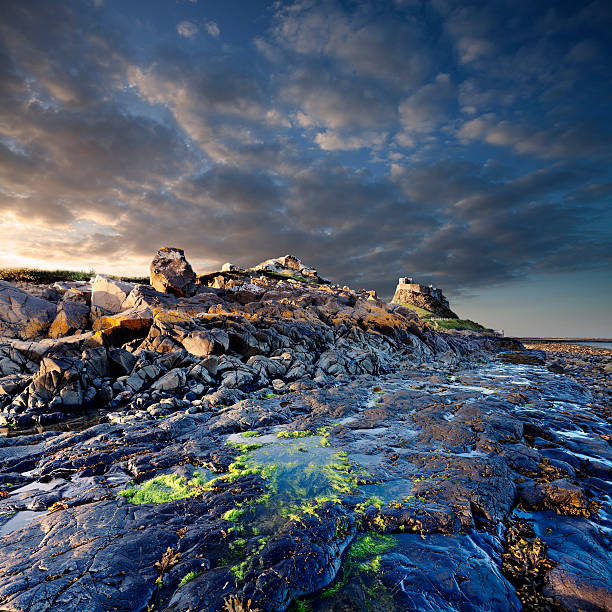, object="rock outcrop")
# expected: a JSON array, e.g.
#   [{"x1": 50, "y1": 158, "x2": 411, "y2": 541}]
[
  {"x1": 150, "y1": 247, "x2": 196, "y2": 297},
  {"x1": 0, "y1": 281, "x2": 57, "y2": 339},
  {"x1": 49, "y1": 299, "x2": 90, "y2": 338},
  {"x1": 252, "y1": 254, "x2": 329, "y2": 284},
  {"x1": 91, "y1": 275, "x2": 135, "y2": 317},
  {"x1": 0, "y1": 250, "x2": 510, "y2": 428}
]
